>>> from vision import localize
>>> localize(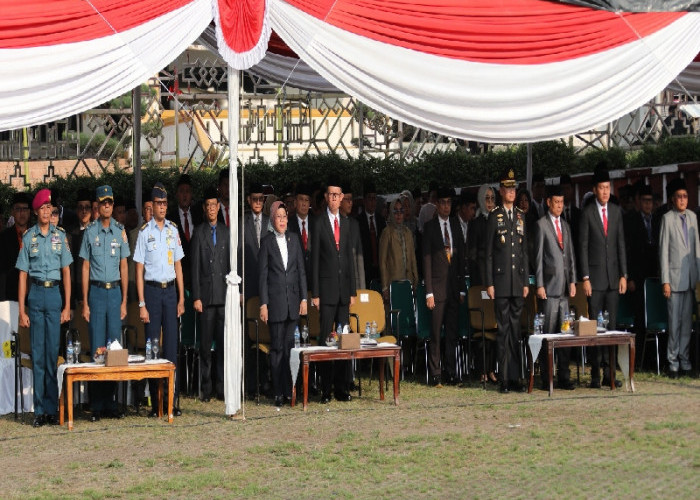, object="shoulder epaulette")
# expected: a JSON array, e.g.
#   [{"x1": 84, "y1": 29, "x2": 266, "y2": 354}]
[
  {"x1": 515, "y1": 207, "x2": 525, "y2": 213},
  {"x1": 169, "y1": 220, "x2": 178, "y2": 229},
  {"x1": 491, "y1": 206, "x2": 500, "y2": 213},
  {"x1": 114, "y1": 220, "x2": 124, "y2": 230},
  {"x1": 140, "y1": 222, "x2": 148, "y2": 231},
  {"x1": 22, "y1": 228, "x2": 29, "y2": 236},
  {"x1": 56, "y1": 226, "x2": 66, "y2": 233}
]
